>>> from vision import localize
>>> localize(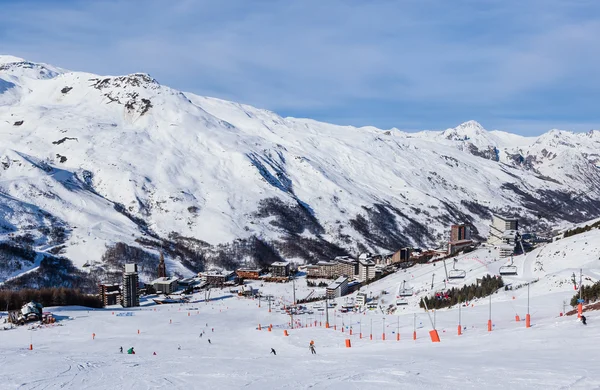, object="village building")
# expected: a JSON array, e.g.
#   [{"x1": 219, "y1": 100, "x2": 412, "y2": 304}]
[
  {"x1": 448, "y1": 239, "x2": 474, "y2": 255},
  {"x1": 326, "y1": 276, "x2": 349, "y2": 299},
  {"x1": 199, "y1": 270, "x2": 236, "y2": 287},
  {"x1": 334, "y1": 258, "x2": 357, "y2": 278},
  {"x1": 451, "y1": 224, "x2": 472, "y2": 242},
  {"x1": 487, "y1": 215, "x2": 519, "y2": 257},
  {"x1": 151, "y1": 276, "x2": 179, "y2": 294},
  {"x1": 358, "y1": 257, "x2": 376, "y2": 283},
  {"x1": 269, "y1": 261, "x2": 290, "y2": 278},
  {"x1": 488, "y1": 215, "x2": 518, "y2": 245},
  {"x1": 355, "y1": 292, "x2": 368, "y2": 306},
  {"x1": 122, "y1": 263, "x2": 139, "y2": 308},
  {"x1": 98, "y1": 283, "x2": 121, "y2": 306},
  {"x1": 391, "y1": 248, "x2": 411, "y2": 264},
  {"x1": 306, "y1": 261, "x2": 337, "y2": 278},
  {"x1": 236, "y1": 268, "x2": 262, "y2": 280}
]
